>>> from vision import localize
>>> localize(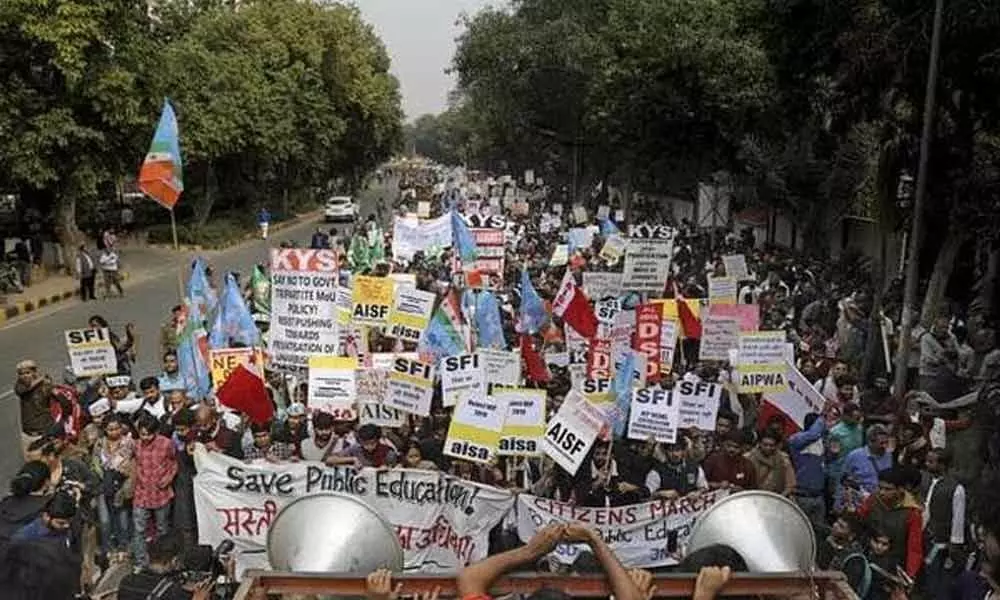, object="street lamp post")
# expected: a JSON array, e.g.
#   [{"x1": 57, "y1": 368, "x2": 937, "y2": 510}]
[{"x1": 893, "y1": 0, "x2": 945, "y2": 399}]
